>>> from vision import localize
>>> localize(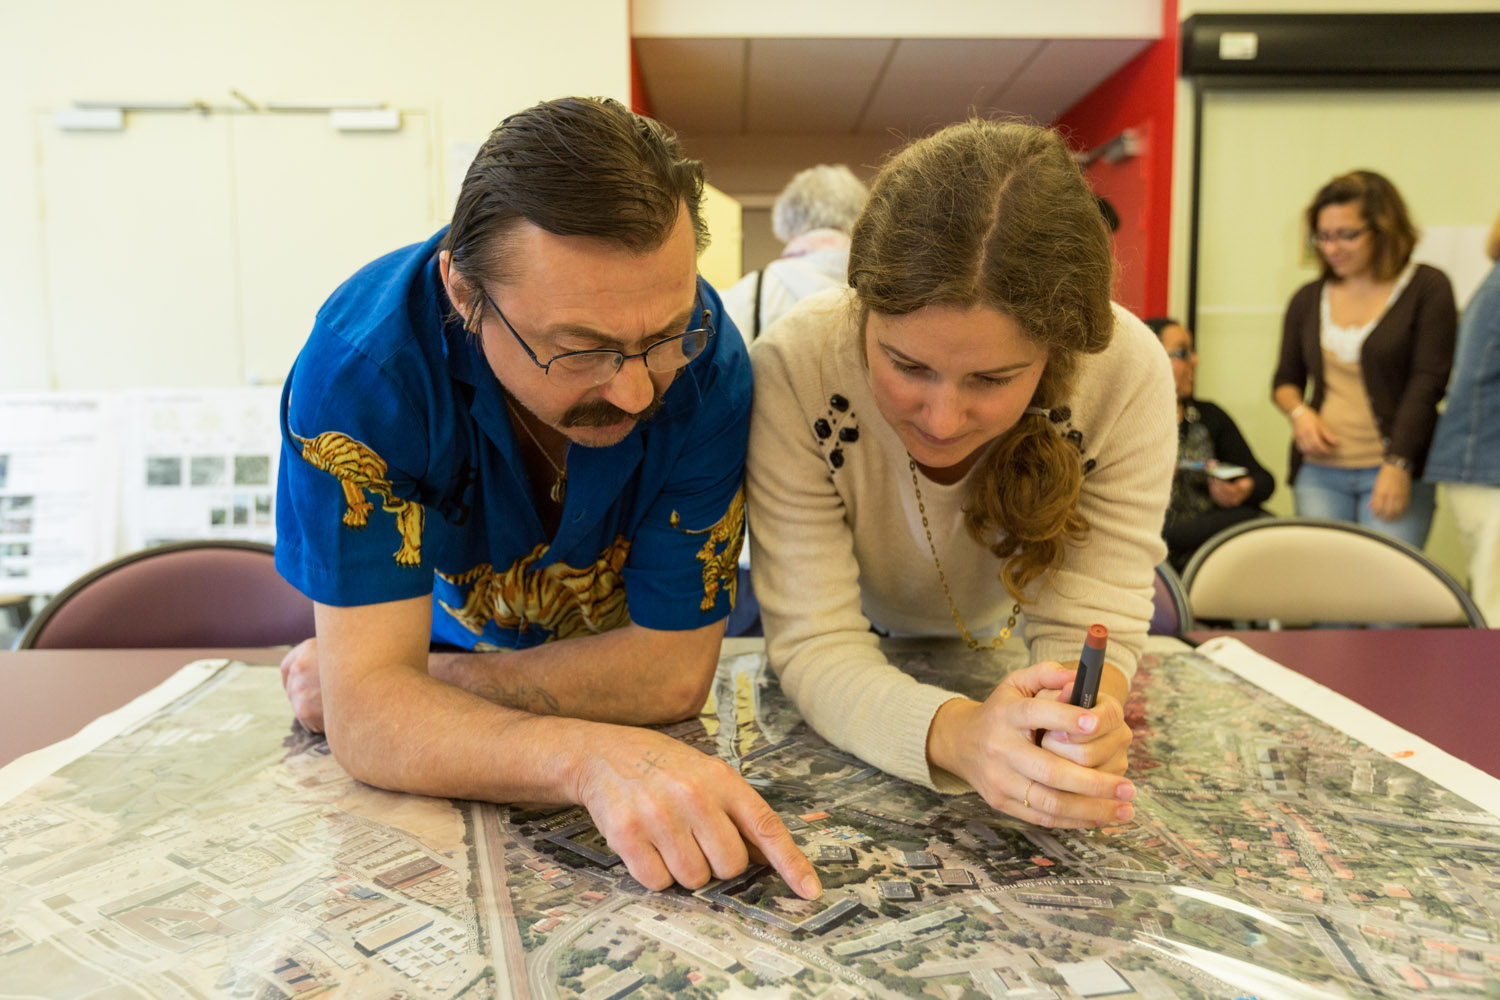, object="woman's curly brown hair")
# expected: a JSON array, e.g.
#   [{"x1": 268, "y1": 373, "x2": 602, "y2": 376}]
[{"x1": 848, "y1": 120, "x2": 1115, "y2": 601}]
